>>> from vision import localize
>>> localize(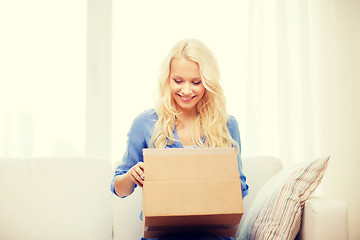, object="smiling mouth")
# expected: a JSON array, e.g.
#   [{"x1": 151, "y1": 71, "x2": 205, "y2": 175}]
[{"x1": 177, "y1": 94, "x2": 196, "y2": 101}]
